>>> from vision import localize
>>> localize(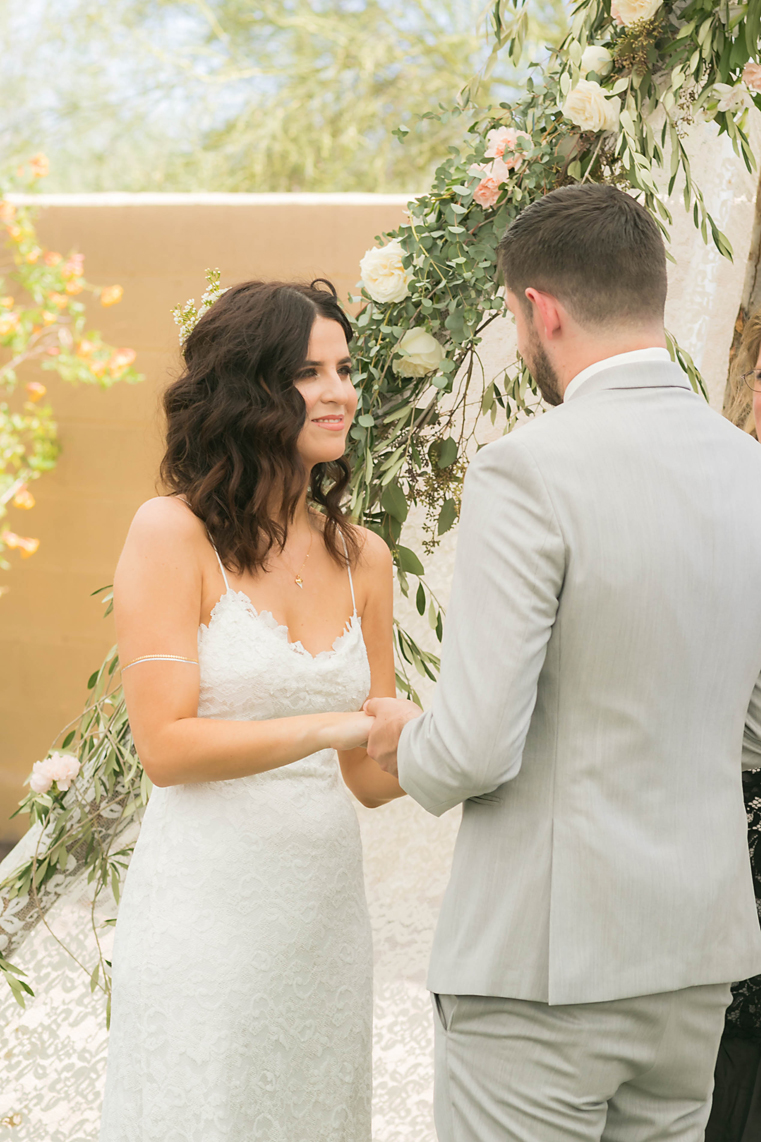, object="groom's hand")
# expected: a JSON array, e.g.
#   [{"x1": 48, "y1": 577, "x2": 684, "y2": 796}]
[{"x1": 364, "y1": 697, "x2": 423, "y2": 779}]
